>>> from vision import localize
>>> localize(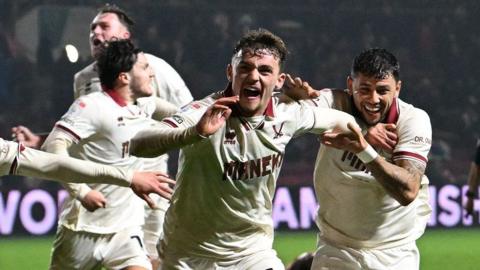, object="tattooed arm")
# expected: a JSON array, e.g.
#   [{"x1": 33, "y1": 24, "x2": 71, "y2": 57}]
[
  {"x1": 322, "y1": 120, "x2": 429, "y2": 206},
  {"x1": 366, "y1": 158, "x2": 424, "y2": 205}
]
